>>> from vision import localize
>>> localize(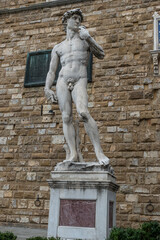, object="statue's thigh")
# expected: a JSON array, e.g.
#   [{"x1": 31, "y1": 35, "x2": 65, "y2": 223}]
[
  {"x1": 72, "y1": 81, "x2": 88, "y2": 113},
  {"x1": 56, "y1": 81, "x2": 72, "y2": 114}
]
